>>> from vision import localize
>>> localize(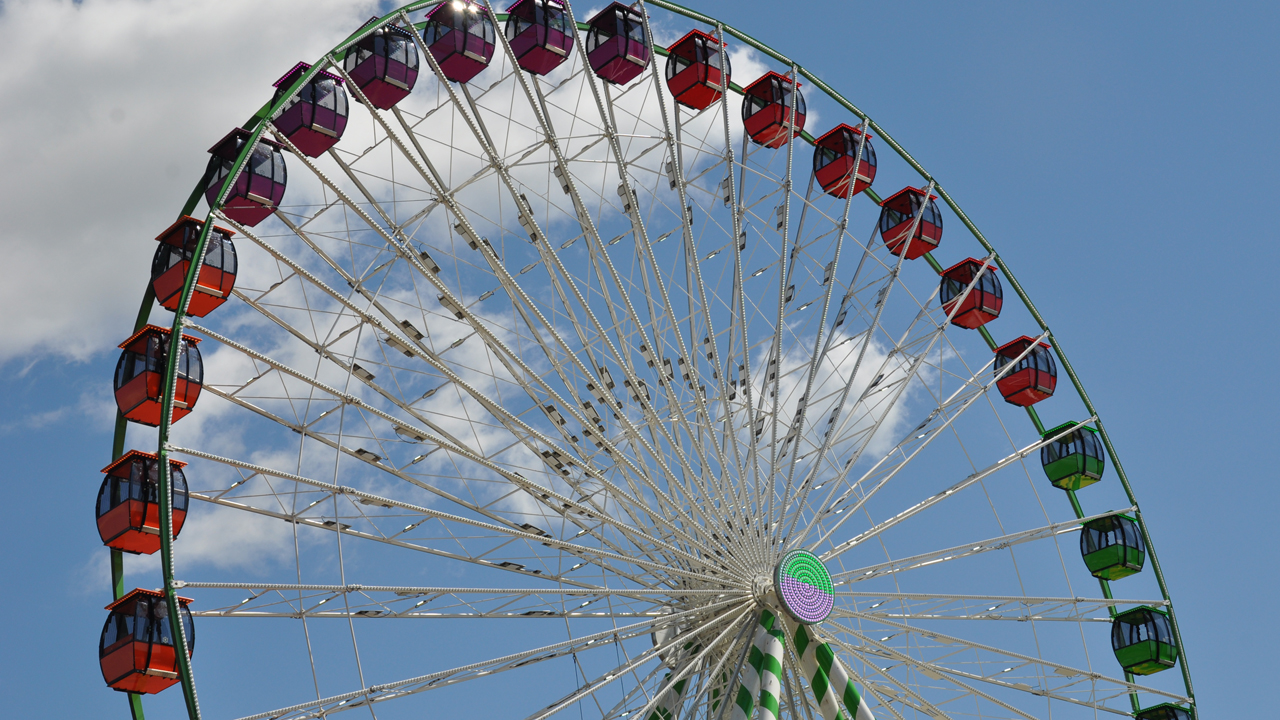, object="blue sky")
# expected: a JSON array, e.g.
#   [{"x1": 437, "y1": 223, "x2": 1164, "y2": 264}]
[{"x1": 1, "y1": 0, "x2": 1276, "y2": 717}]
